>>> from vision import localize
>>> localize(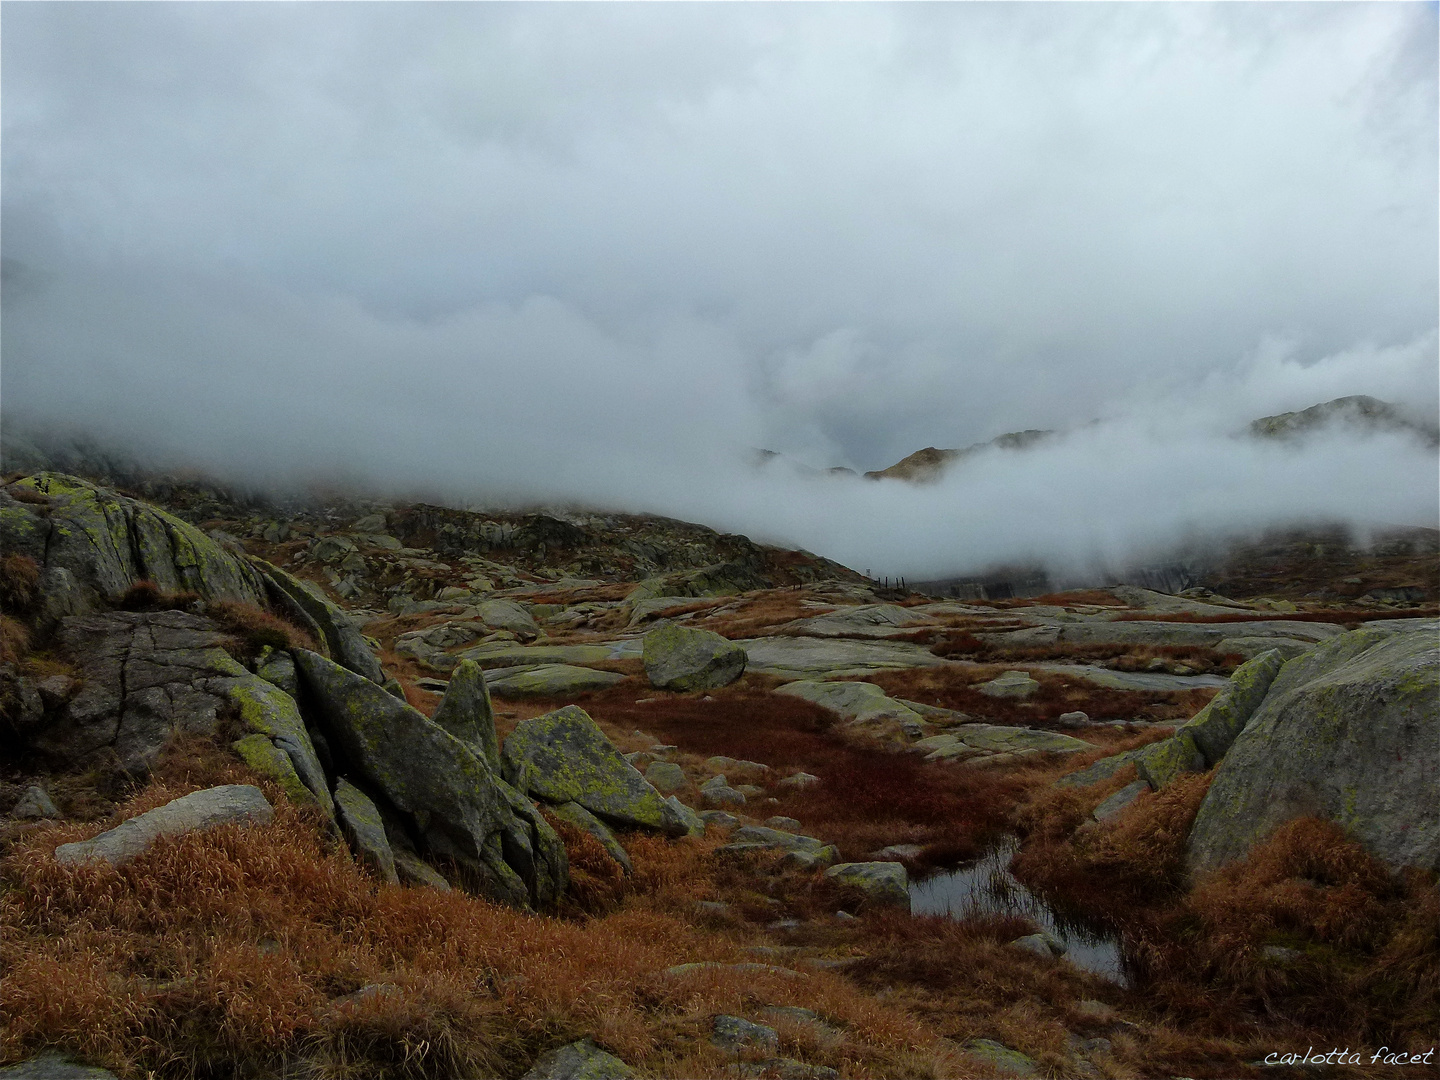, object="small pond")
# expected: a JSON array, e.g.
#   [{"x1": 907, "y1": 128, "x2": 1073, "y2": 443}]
[{"x1": 909, "y1": 839, "x2": 1129, "y2": 985}]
